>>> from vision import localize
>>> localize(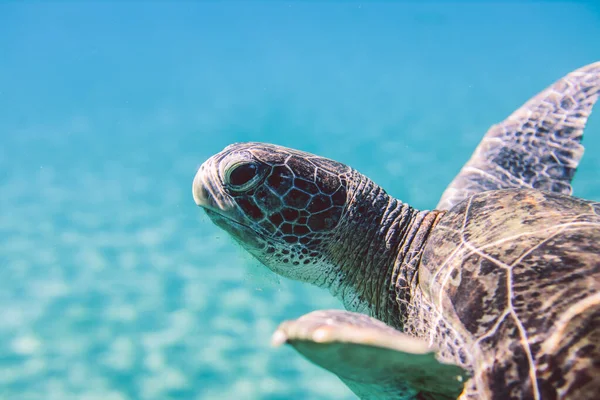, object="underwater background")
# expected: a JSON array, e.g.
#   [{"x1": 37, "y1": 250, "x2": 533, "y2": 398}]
[{"x1": 1, "y1": 2, "x2": 599, "y2": 399}]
